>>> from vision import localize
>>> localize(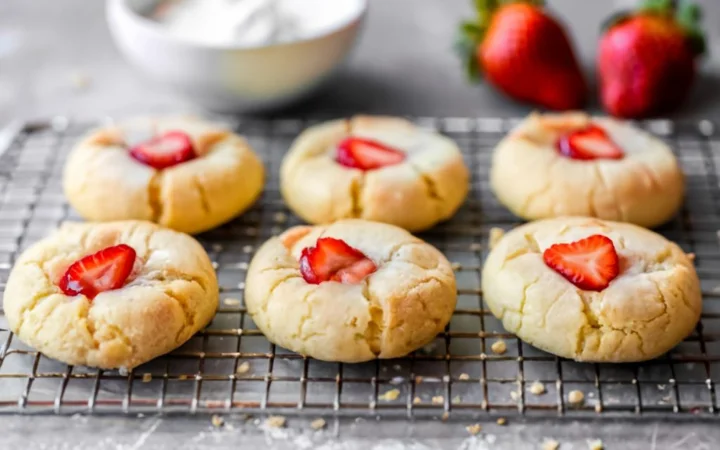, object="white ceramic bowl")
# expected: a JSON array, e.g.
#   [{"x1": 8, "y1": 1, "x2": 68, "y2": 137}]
[{"x1": 106, "y1": 0, "x2": 367, "y2": 113}]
